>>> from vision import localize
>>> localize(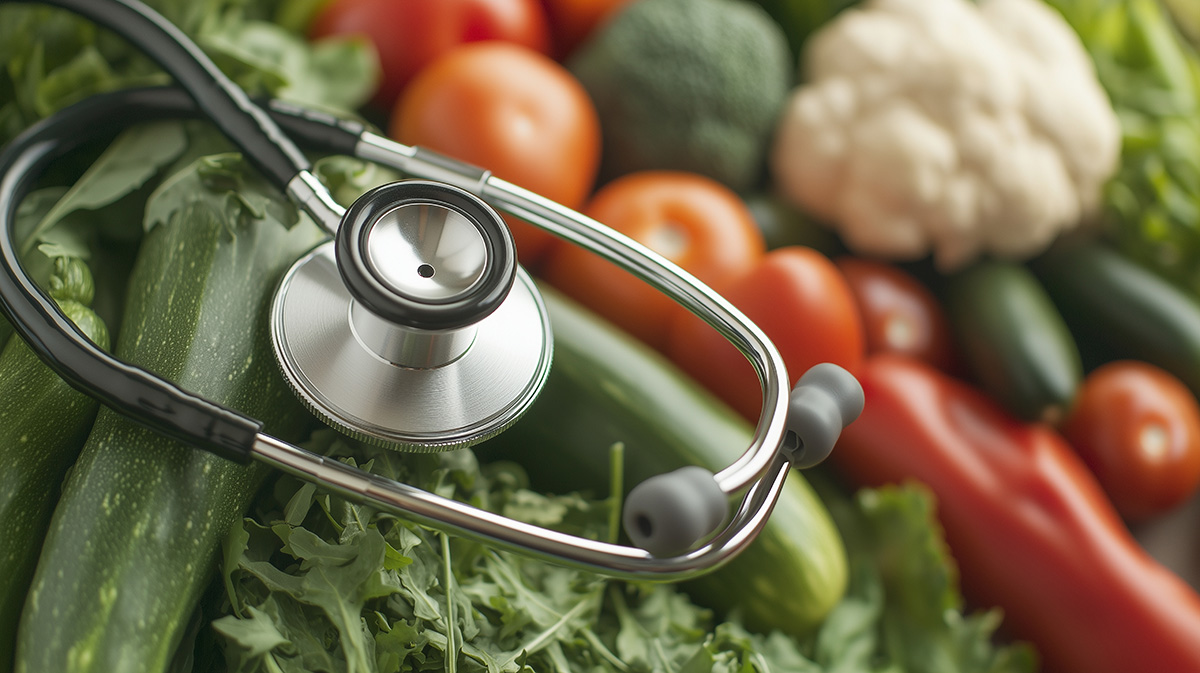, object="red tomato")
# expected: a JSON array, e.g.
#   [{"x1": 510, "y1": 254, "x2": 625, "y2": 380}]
[
  {"x1": 835, "y1": 256, "x2": 960, "y2": 373},
  {"x1": 540, "y1": 171, "x2": 765, "y2": 350},
  {"x1": 1062, "y1": 360, "x2": 1200, "y2": 522},
  {"x1": 310, "y1": 0, "x2": 551, "y2": 109},
  {"x1": 389, "y1": 42, "x2": 601, "y2": 264},
  {"x1": 539, "y1": 0, "x2": 634, "y2": 57},
  {"x1": 666, "y1": 246, "x2": 865, "y2": 420}
]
